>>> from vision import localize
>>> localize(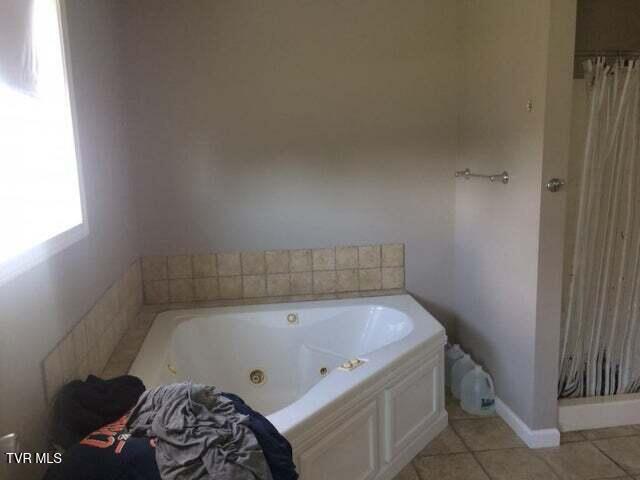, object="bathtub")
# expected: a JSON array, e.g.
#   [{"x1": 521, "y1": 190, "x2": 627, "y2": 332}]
[{"x1": 129, "y1": 294, "x2": 447, "y2": 480}]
